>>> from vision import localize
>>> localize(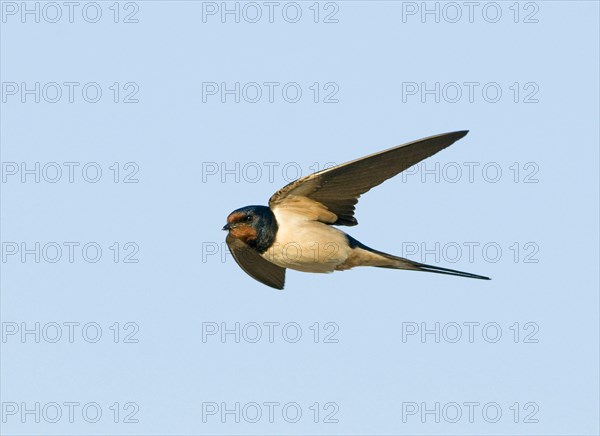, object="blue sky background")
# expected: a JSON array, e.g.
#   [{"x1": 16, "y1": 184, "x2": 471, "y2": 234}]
[{"x1": 1, "y1": 1, "x2": 599, "y2": 435}]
